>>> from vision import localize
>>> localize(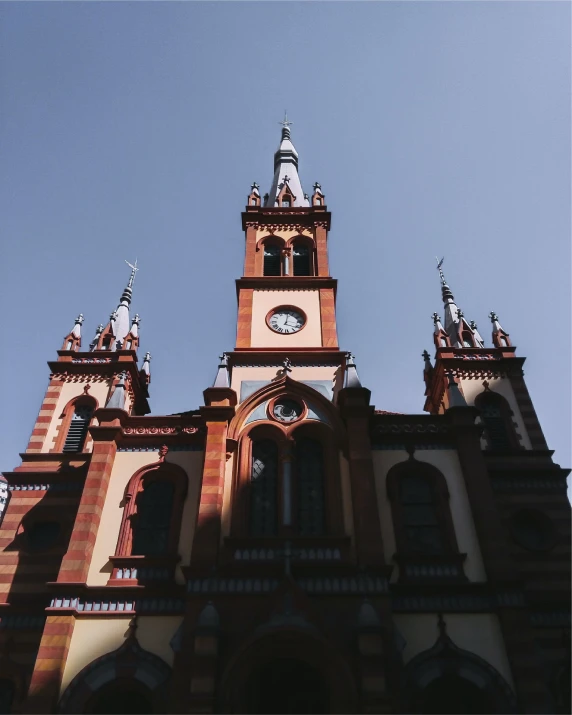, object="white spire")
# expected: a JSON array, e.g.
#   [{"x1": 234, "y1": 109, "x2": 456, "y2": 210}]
[
  {"x1": 436, "y1": 257, "x2": 460, "y2": 337},
  {"x1": 111, "y1": 260, "x2": 138, "y2": 347},
  {"x1": 212, "y1": 353, "x2": 230, "y2": 388},
  {"x1": 344, "y1": 352, "x2": 363, "y2": 389},
  {"x1": 264, "y1": 114, "x2": 309, "y2": 208}
]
